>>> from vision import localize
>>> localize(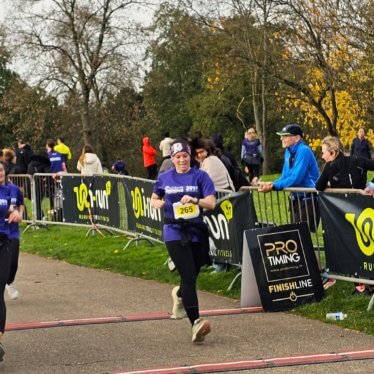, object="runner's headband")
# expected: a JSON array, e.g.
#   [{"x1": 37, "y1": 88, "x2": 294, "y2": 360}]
[{"x1": 170, "y1": 142, "x2": 191, "y2": 157}]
